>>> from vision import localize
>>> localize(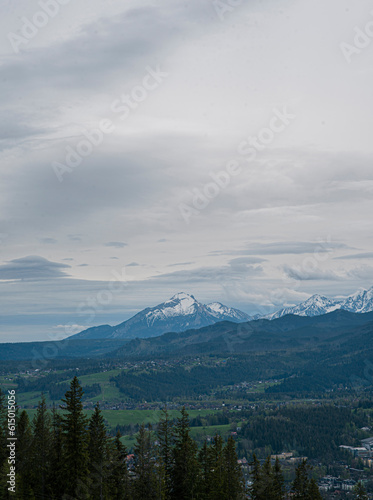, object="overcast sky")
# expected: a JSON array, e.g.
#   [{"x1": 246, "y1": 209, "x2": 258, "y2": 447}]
[{"x1": 1, "y1": 0, "x2": 373, "y2": 342}]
